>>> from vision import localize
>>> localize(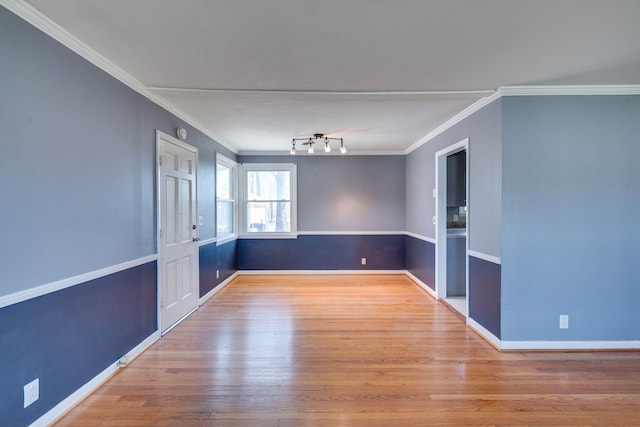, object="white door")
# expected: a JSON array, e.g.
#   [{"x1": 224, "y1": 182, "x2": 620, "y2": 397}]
[{"x1": 157, "y1": 132, "x2": 199, "y2": 333}]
